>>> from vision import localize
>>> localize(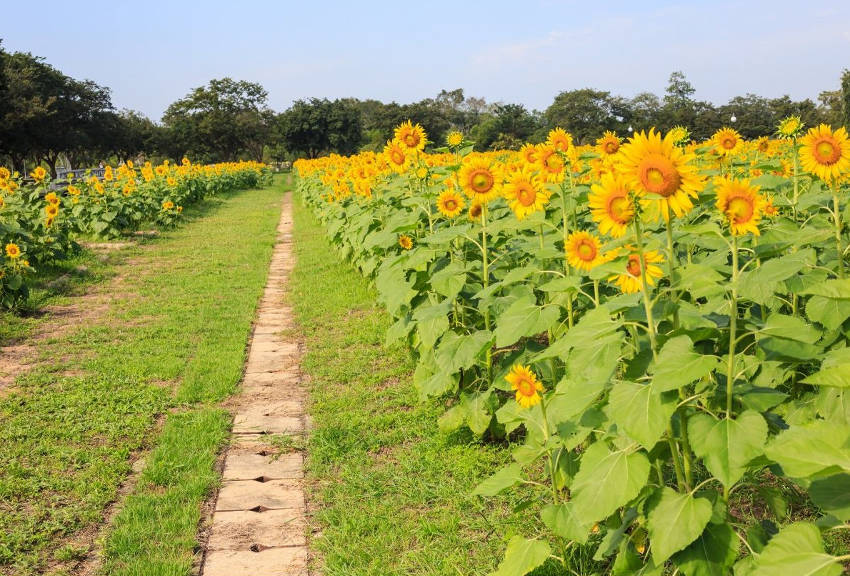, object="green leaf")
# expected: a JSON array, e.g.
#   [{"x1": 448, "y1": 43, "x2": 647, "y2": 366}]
[
  {"x1": 489, "y1": 536, "x2": 551, "y2": 576},
  {"x1": 647, "y1": 487, "x2": 713, "y2": 565},
  {"x1": 765, "y1": 421, "x2": 850, "y2": 478},
  {"x1": 494, "y1": 297, "x2": 560, "y2": 348},
  {"x1": 608, "y1": 380, "x2": 675, "y2": 450},
  {"x1": 473, "y1": 463, "x2": 524, "y2": 497},
  {"x1": 435, "y1": 330, "x2": 494, "y2": 372},
  {"x1": 541, "y1": 503, "x2": 589, "y2": 544},
  {"x1": 437, "y1": 404, "x2": 465, "y2": 433},
  {"x1": 674, "y1": 522, "x2": 738, "y2": 576},
  {"x1": 809, "y1": 474, "x2": 850, "y2": 521},
  {"x1": 430, "y1": 261, "x2": 467, "y2": 299},
  {"x1": 806, "y1": 295, "x2": 850, "y2": 331},
  {"x1": 651, "y1": 335, "x2": 719, "y2": 392},
  {"x1": 800, "y1": 279, "x2": 850, "y2": 298},
  {"x1": 756, "y1": 314, "x2": 821, "y2": 344},
  {"x1": 461, "y1": 390, "x2": 493, "y2": 435},
  {"x1": 747, "y1": 523, "x2": 842, "y2": 576},
  {"x1": 412, "y1": 301, "x2": 451, "y2": 349},
  {"x1": 687, "y1": 411, "x2": 768, "y2": 488},
  {"x1": 803, "y1": 365, "x2": 850, "y2": 388},
  {"x1": 571, "y1": 442, "x2": 650, "y2": 527},
  {"x1": 737, "y1": 249, "x2": 814, "y2": 304}
]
